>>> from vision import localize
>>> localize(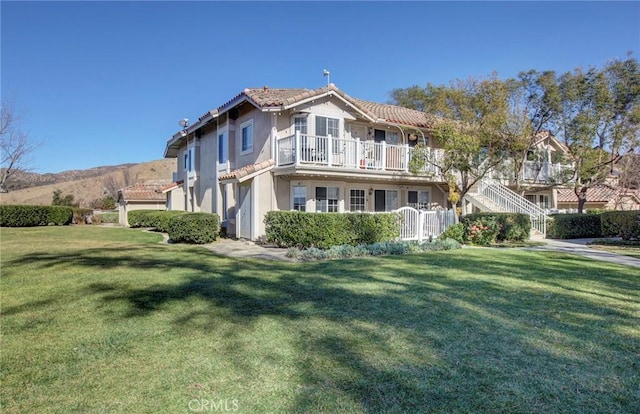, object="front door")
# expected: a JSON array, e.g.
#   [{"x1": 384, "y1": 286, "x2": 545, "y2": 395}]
[{"x1": 239, "y1": 183, "x2": 252, "y2": 239}]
